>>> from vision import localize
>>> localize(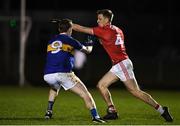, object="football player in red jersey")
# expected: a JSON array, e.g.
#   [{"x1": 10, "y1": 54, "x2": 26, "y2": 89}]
[{"x1": 72, "y1": 9, "x2": 173, "y2": 122}]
